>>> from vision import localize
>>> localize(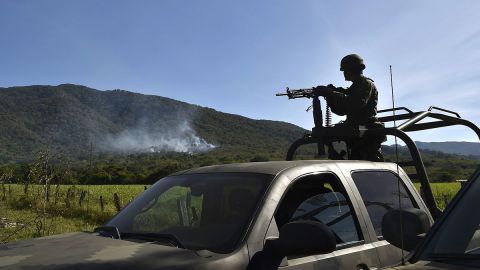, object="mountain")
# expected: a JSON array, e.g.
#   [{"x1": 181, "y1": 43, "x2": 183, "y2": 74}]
[
  {"x1": 0, "y1": 84, "x2": 305, "y2": 163},
  {"x1": 415, "y1": 141, "x2": 480, "y2": 157},
  {"x1": 0, "y1": 84, "x2": 477, "y2": 184}
]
